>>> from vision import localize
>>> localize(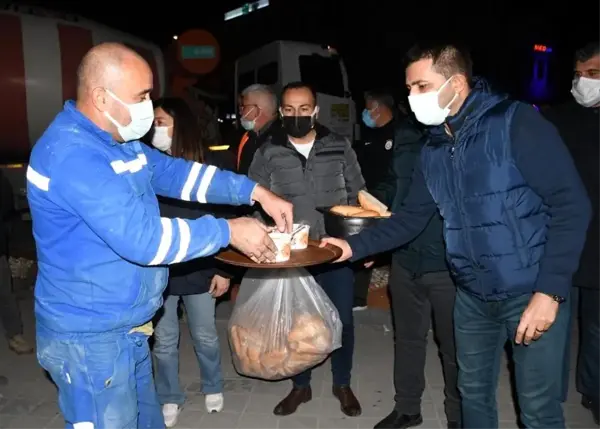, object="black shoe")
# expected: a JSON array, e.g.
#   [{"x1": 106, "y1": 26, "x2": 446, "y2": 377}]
[
  {"x1": 332, "y1": 385, "x2": 362, "y2": 417},
  {"x1": 353, "y1": 298, "x2": 368, "y2": 311},
  {"x1": 374, "y1": 410, "x2": 422, "y2": 429},
  {"x1": 273, "y1": 386, "x2": 312, "y2": 416},
  {"x1": 447, "y1": 421, "x2": 460, "y2": 429},
  {"x1": 582, "y1": 395, "x2": 600, "y2": 425}
]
